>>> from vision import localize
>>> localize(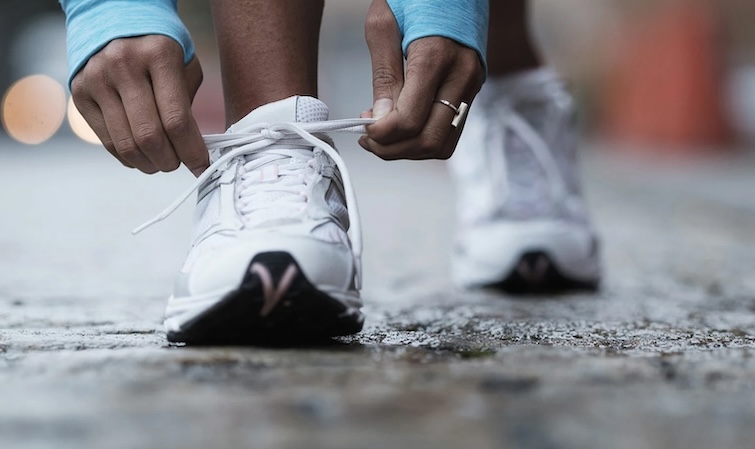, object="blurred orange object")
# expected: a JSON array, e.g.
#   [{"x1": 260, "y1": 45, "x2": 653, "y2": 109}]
[{"x1": 601, "y1": 1, "x2": 733, "y2": 150}]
